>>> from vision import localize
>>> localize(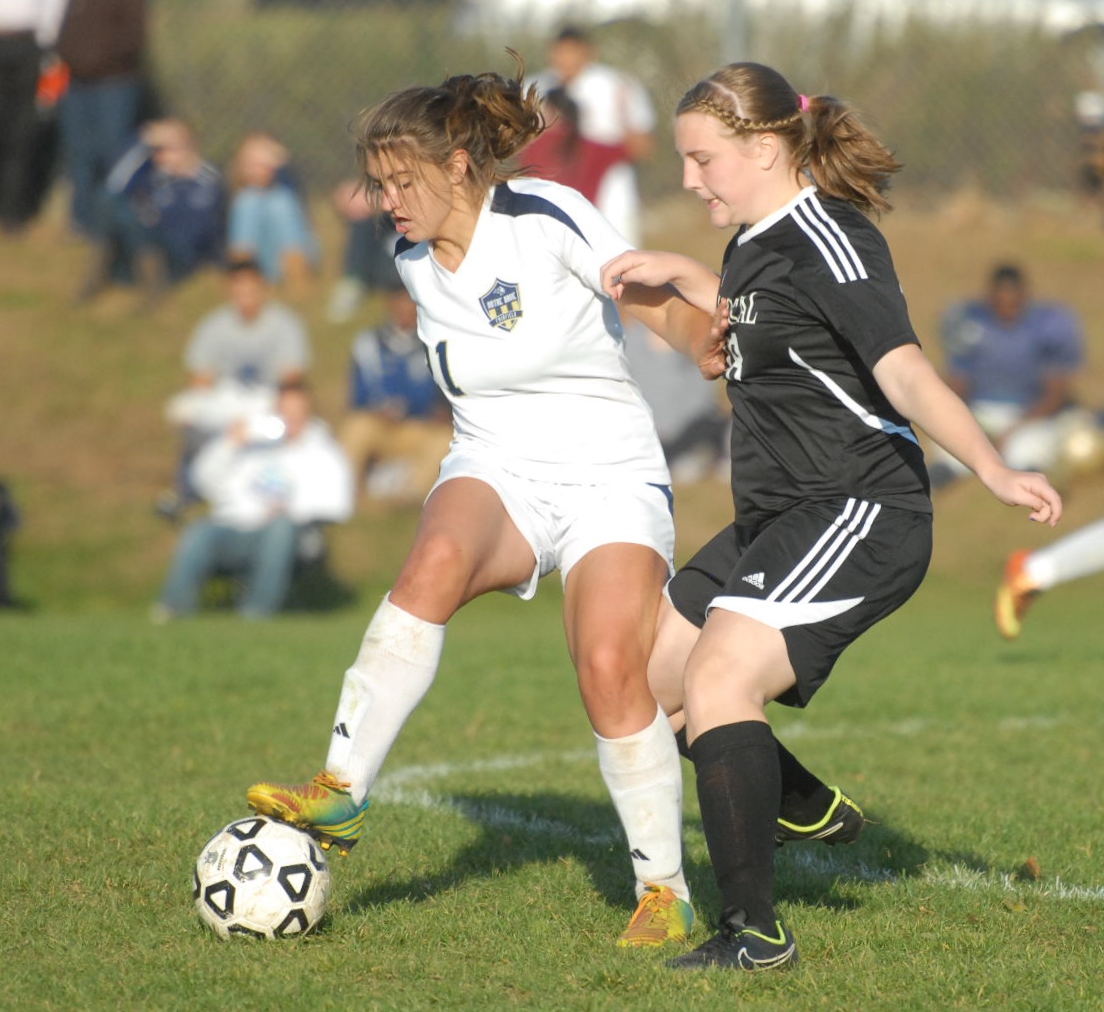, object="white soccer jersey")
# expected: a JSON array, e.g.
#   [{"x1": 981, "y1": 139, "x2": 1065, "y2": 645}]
[{"x1": 395, "y1": 177, "x2": 669, "y2": 484}]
